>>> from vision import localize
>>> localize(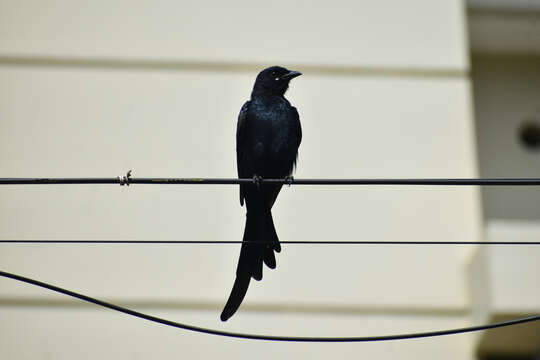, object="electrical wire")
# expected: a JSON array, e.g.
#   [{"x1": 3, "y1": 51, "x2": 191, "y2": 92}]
[
  {"x1": 1, "y1": 240, "x2": 540, "y2": 245},
  {"x1": 0, "y1": 269, "x2": 539, "y2": 342},
  {"x1": 2, "y1": 176, "x2": 540, "y2": 186}
]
